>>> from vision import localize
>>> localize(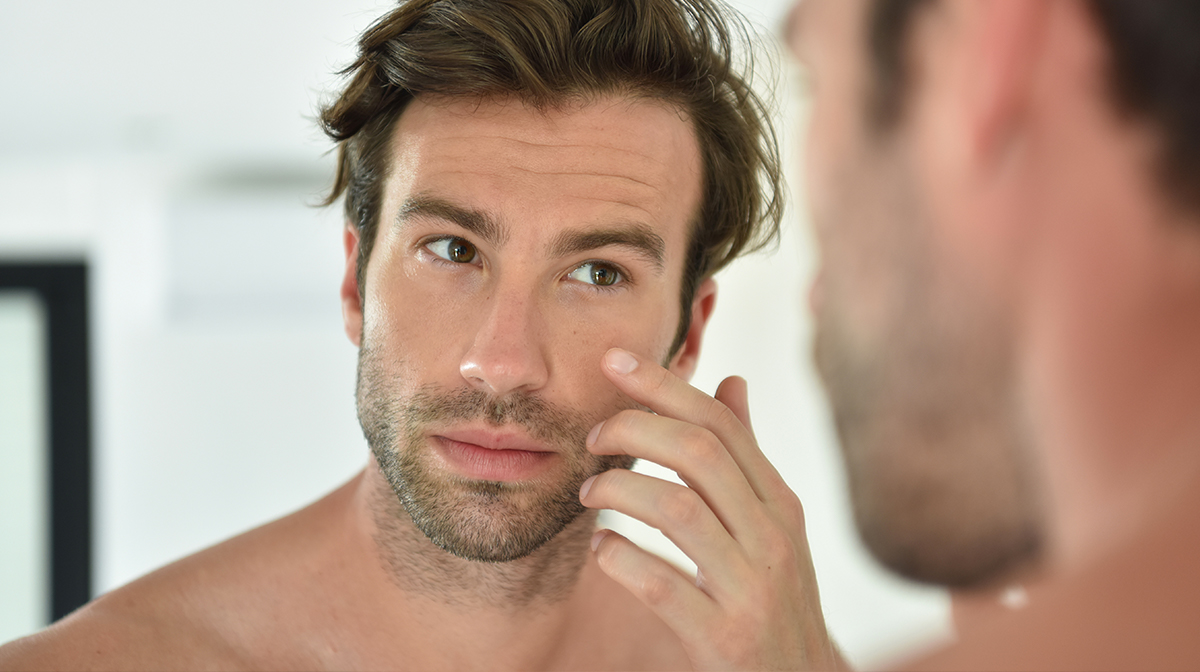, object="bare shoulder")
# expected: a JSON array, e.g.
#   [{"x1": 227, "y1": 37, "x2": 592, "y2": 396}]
[
  {"x1": 0, "y1": 475, "x2": 364, "y2": 671},
  {"x1": 0, "y1": 583, "x2": 242, "y2": 671}
]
